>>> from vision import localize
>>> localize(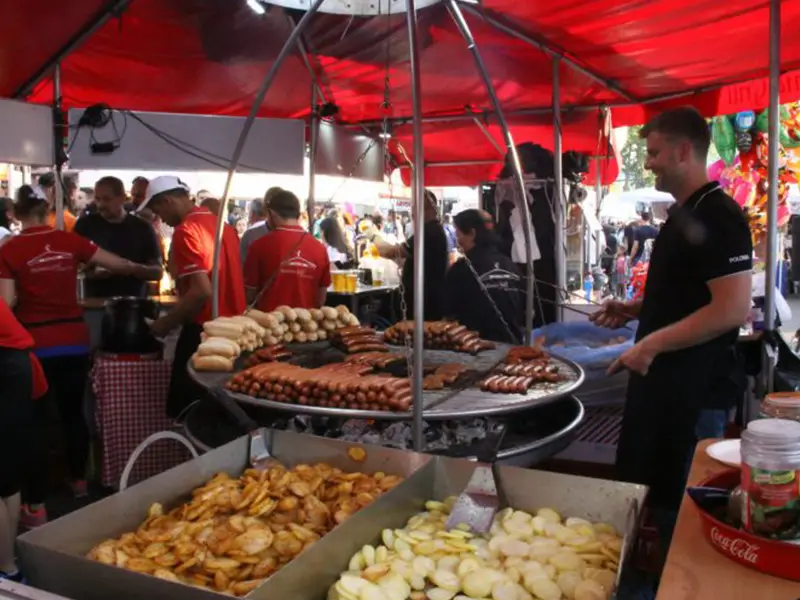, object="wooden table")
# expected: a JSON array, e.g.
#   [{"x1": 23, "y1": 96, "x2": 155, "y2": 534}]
[{"x1": 657, "y1": 439, "x2": 799, "y2": 599}]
